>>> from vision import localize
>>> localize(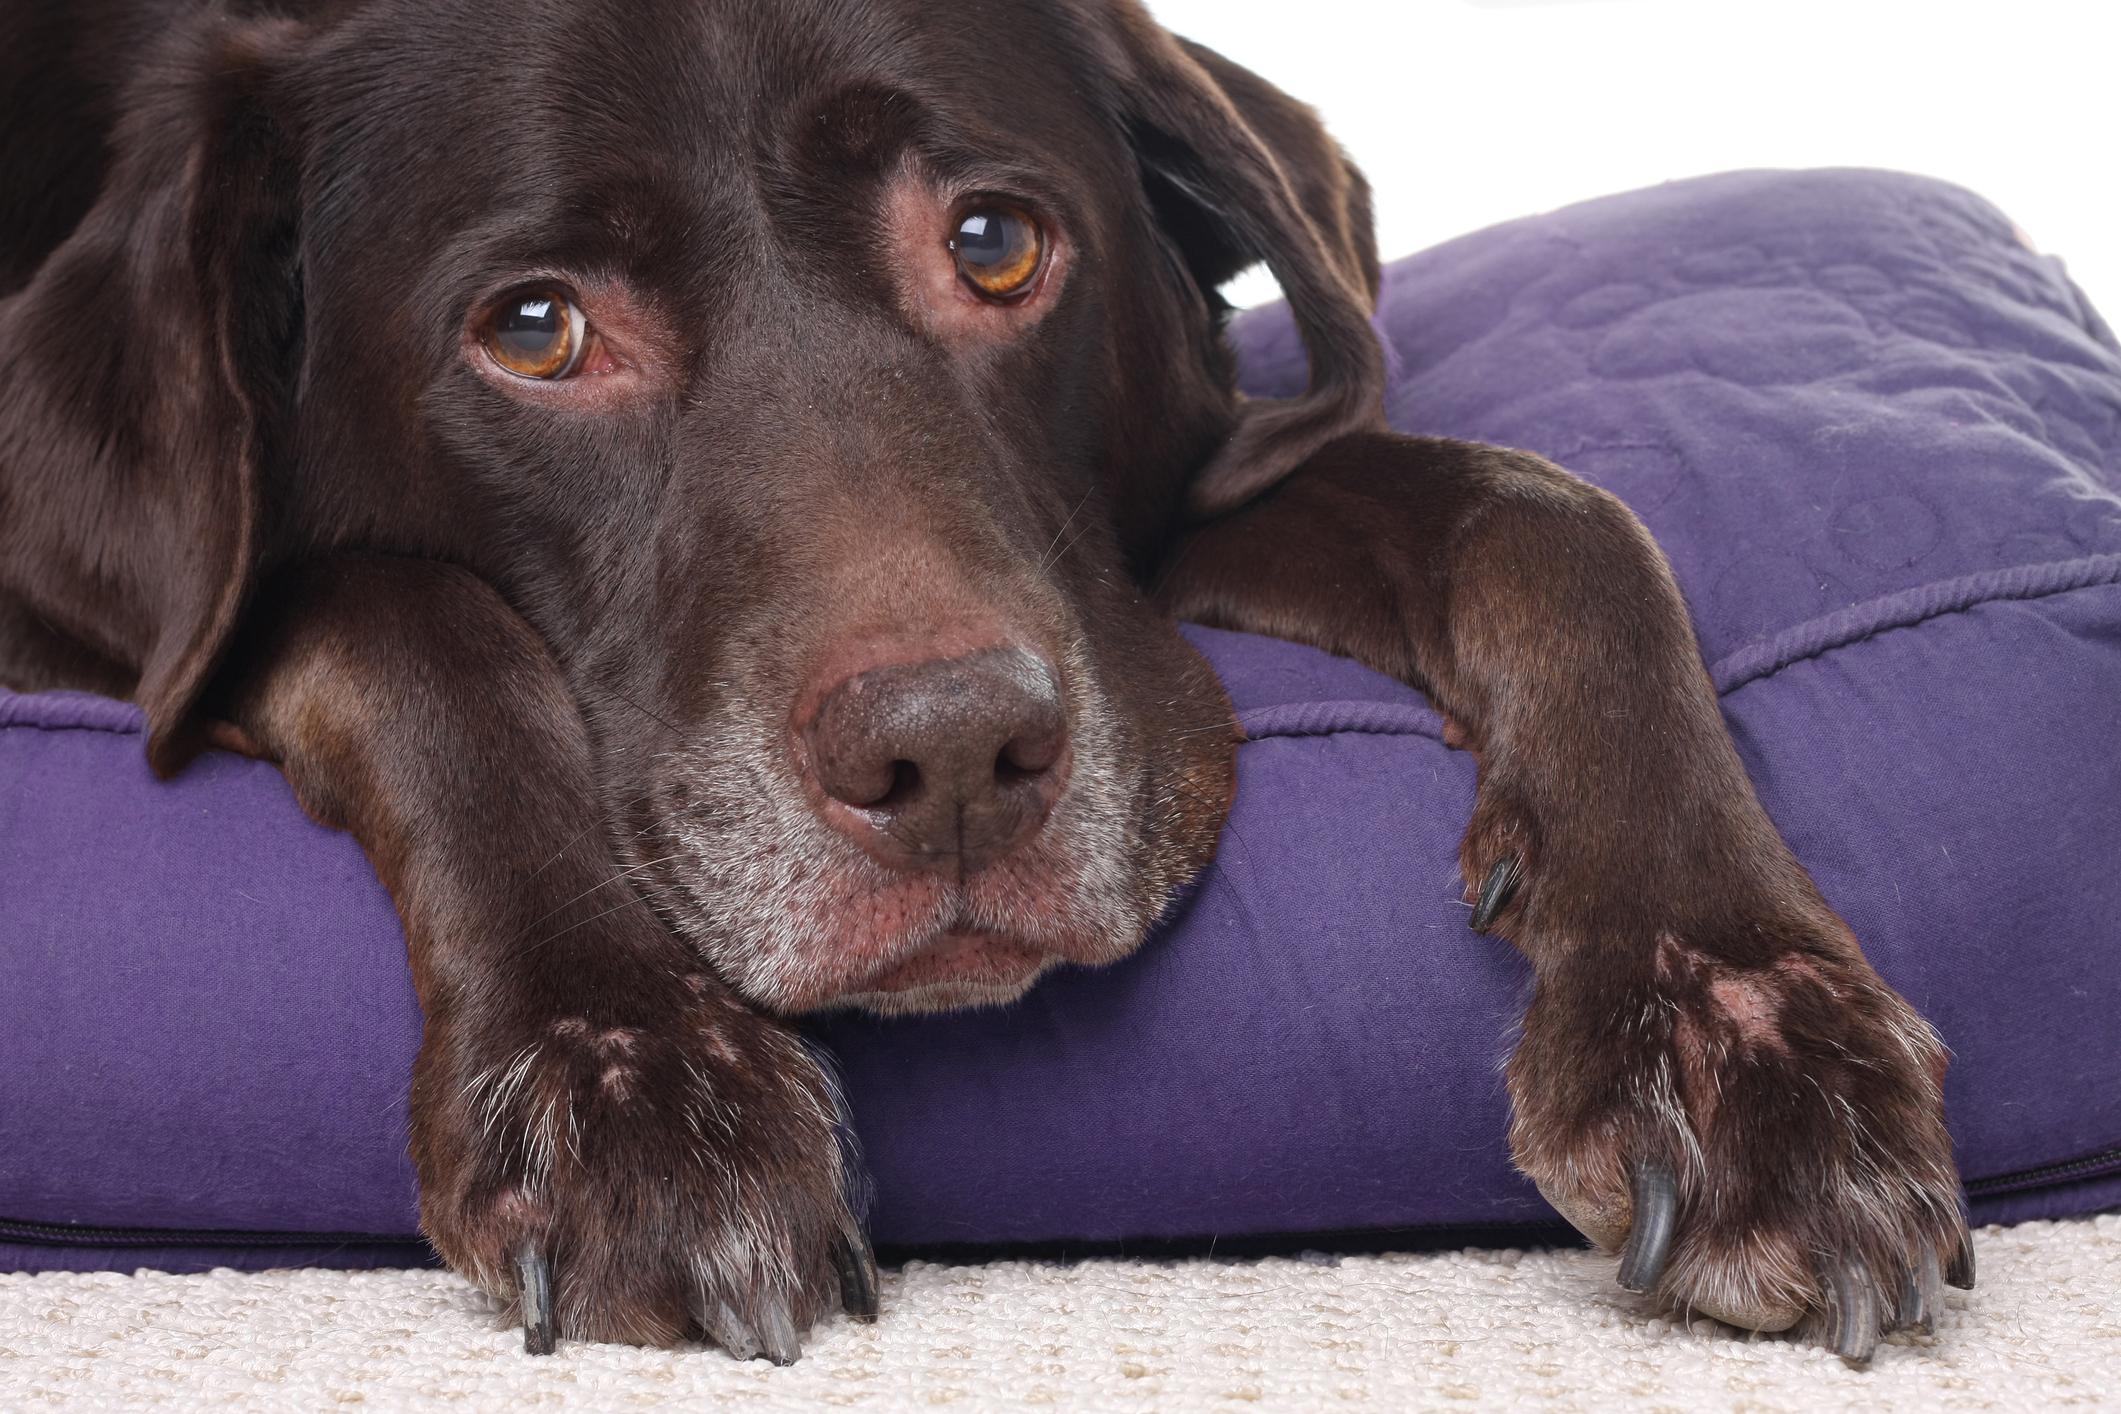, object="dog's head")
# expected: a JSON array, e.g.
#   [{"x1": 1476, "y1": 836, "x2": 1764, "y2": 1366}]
[{"x1": 35, "y1": 0, "x2": 1383, "y2": 1013}]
